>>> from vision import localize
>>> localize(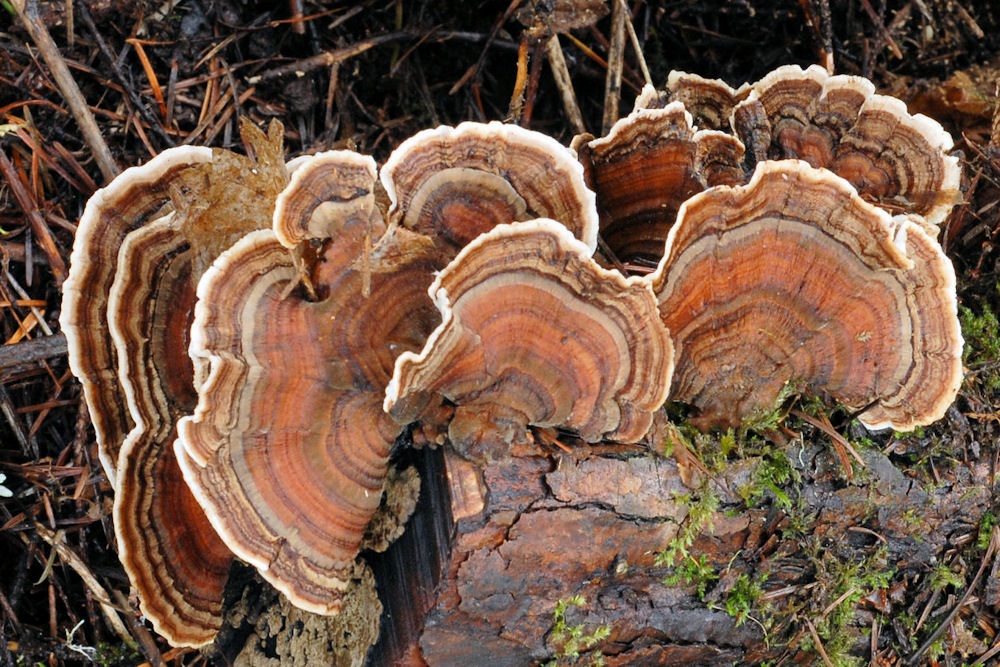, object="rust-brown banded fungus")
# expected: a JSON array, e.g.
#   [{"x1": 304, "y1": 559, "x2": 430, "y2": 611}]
[
  {"x1": 175, "y1": 151, "x2": 440, "y2": 615},
  {"x1": 61, "y1": 146, "x2": 210, "y2": 483},
  {"x1": 573, "y1": 93, "x2": 744, "y2": 265},
  {"x1": 381, "y1": 121, "x2": 598, "y2": 259},
  {"x1": 733, "y1": 65, "x2": 960, "y2": 228},
  {"x1": 384, "y1": 219, "x2": 674, "y2": 461},
  {"x1": 62, "y1": 121, "x2": 287, "y2": 647},
  {"x1": 649, "y1": 160, "x2": 963, "y2": 430},
  {"x1": 665, "y1": 71, "x2": 750, "y2": 132}
]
